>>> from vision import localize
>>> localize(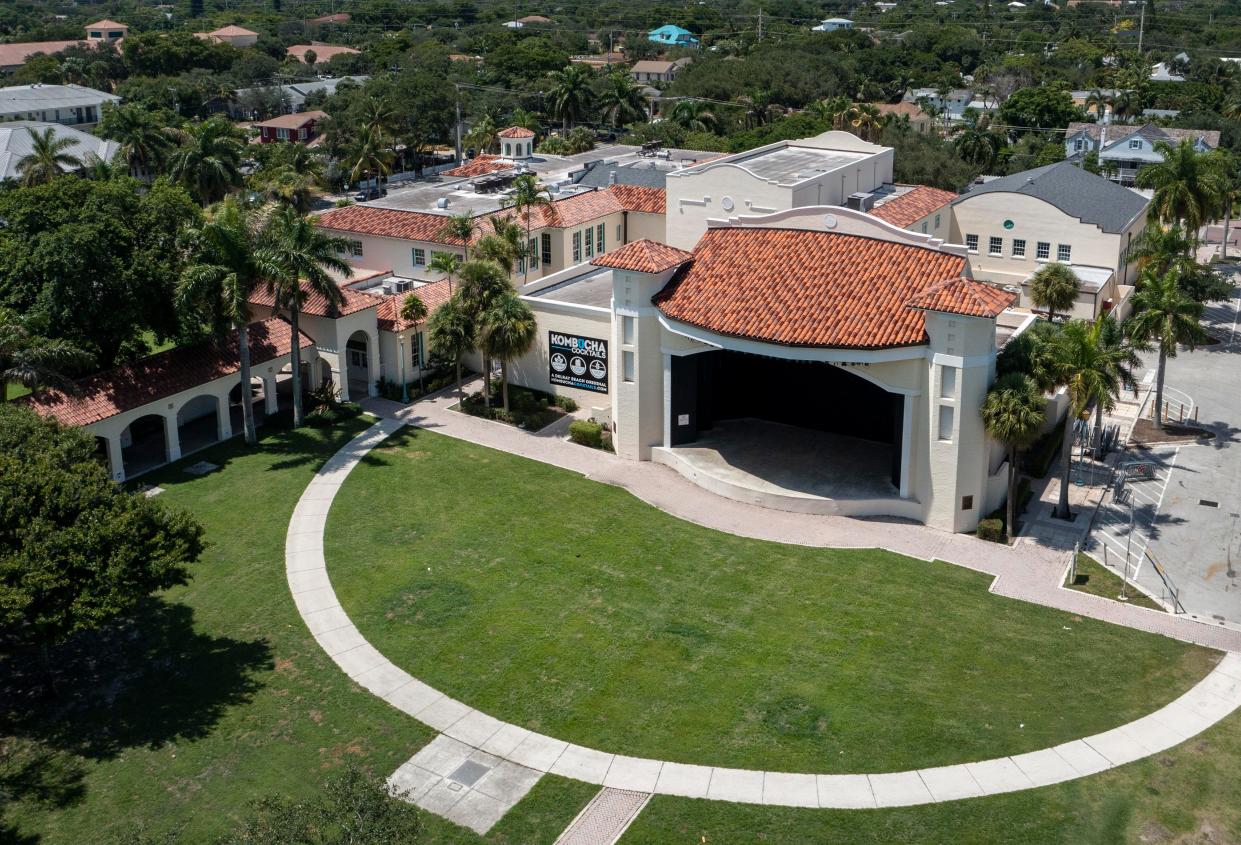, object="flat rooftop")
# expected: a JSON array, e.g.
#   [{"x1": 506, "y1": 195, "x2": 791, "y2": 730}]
[
  {"x1": 523, "y1": 266, "x2": 614, "y2": 308},
  {"x1": 724, "y1": 145, "x2": 871, "y2": 186}
]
